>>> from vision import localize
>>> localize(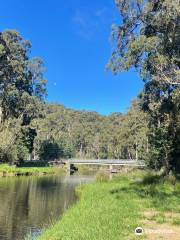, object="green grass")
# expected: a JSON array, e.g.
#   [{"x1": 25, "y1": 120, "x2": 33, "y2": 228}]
[
  {"x1": 0, "y1": 164, "x2": 65, "y2": 175},
  {"x1": 37, "y1": 170, "x2": 180, "y2": 240},
  {"x1": 76, "y1": 165, "x2": 98, "y2": 174}
]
